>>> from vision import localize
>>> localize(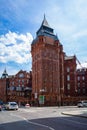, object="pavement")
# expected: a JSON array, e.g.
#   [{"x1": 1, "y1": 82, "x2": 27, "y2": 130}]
[{"x1": 62, "y1": 109, "x2": 87, "y2": 118}]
